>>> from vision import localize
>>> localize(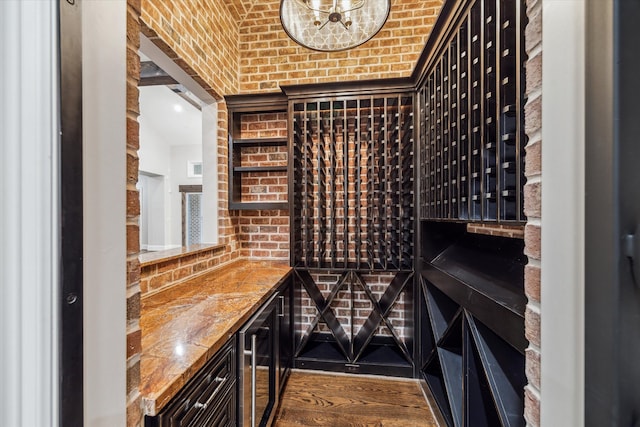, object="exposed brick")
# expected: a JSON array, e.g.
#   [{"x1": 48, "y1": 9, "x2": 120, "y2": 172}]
[
  {"x1": 524, "y1": 385, "x2": 541, "y2": 427},
  {"x1": 524, "y1": 182, "x2": 541, "y2": 218},
  {"x1": 127, "y1": 328, "x2": 141, "y2": 359},
  {"x1": 127, "y1": 258, "x2": 141, "y2": 287},
  {"x1": 127, "y1": 292, "x2": 141, "y2": 322},
  {"x1": 524, "y1": 224, "x2": 541, "y2": 260},
  {"x1": 238, "y1": 0, "x2": 443, "y2": 92},
  {"x1": 466, "y1": 224, "x2": 525, "y2": 239},
  {"x1": 149, "y1": 271, "x2": 172, "y2": 290},
  {"x1": 525, "y1": 140, "x2": 542, "y2": 177},
  {"x1": 525, "y1": 264, "x2": 541, "y2": 303},
  {"x1": 526, "y1": 52, "x2": 542, "y2": 97},
  {"x1": 525, "y1": 95, "x2": 542, "y2": 140},
  {"x1": 526, "y1": 348, "x2": 541, "y2": 390},
  {"x1": 525, "y1": 306, "x2": 541, "y2": 348},
  {"x1": 126, "y1": 152, "x2": 139, "y2": 185},
  {"x1": 126, "y1": 224, "x2": 140, "y2": 255},
  {"x1": 525, "y1": 5, "x2": 542, "y2": 55},
  {"x1": 127, "y1": 189, "x2": 140, "y2": 217},
  {"x1": 126, "y1": 117, "x2": 140, "y2": 151},
  {"x1": 127, "y1": 358, "x2": 140, "y2": 396},
  {"x1": 126, "y1": 83, "x2": 140, "y2": 116}
]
